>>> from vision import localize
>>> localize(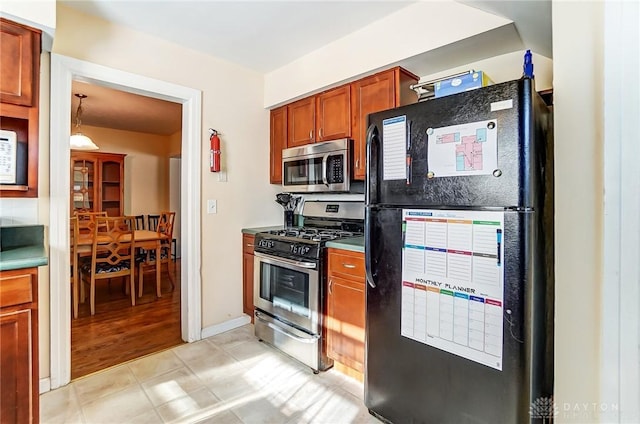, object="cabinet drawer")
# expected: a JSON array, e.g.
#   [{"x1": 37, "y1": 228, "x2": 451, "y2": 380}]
[
  {"x1": 0, "y1": 272, "x2": 33, "y2": 308},
  {"x1": 327, "y1": 249, "x2": 365, "y2": 280},
  {"x1": 243, "y1": 234, "x2": 255, "y2": 255}
]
